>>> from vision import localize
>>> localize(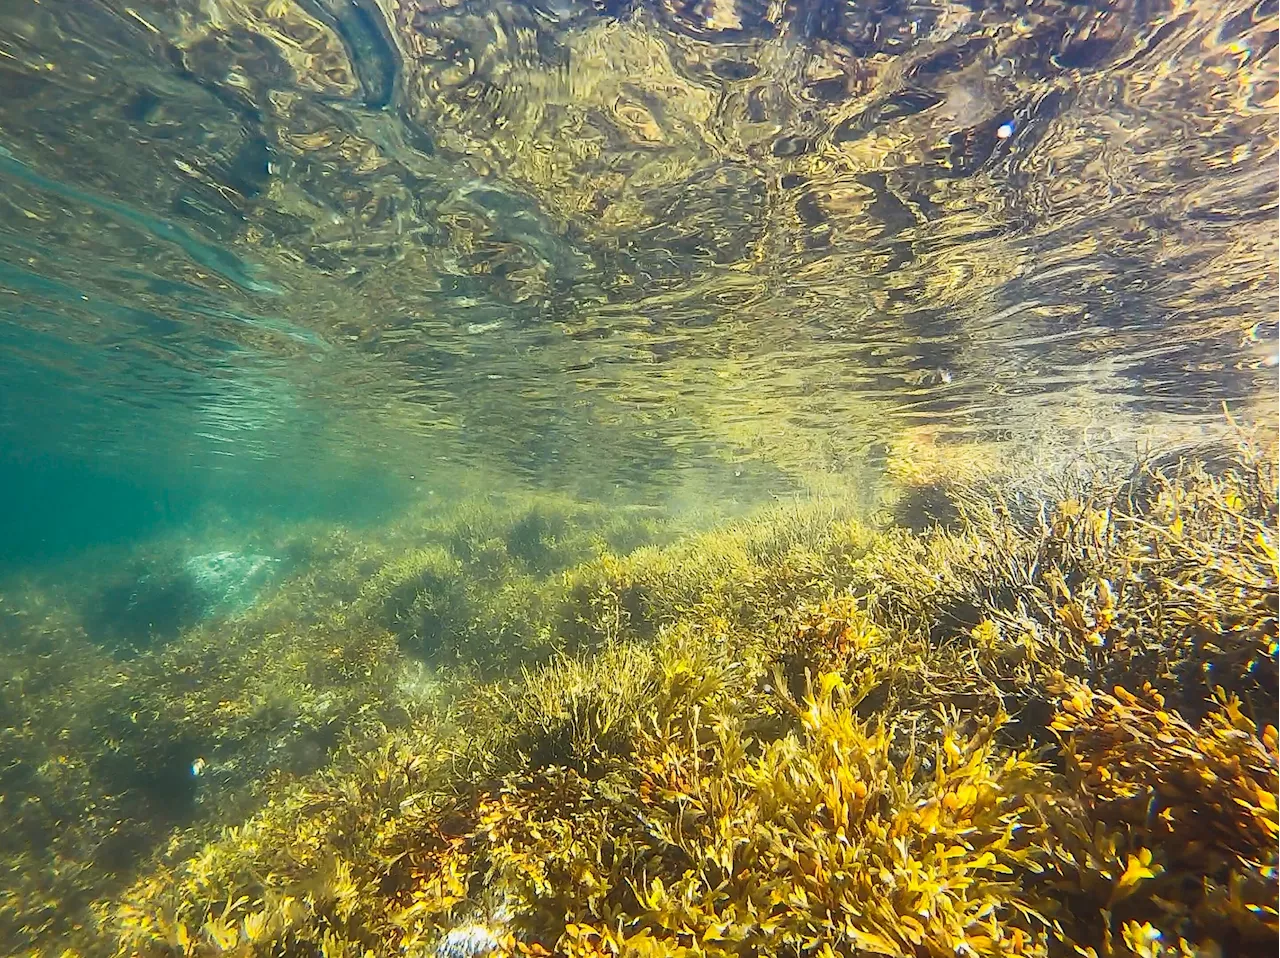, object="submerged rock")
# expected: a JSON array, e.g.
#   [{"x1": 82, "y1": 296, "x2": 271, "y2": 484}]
[
  {"x1": 182, "y1": 551, "x2": 278, "y2": 616},
  {"x1": 435, "y1": 924, "x2": 505, "y2": 958},
  {"x1": 87, "y1": 550, "x2": 278, "y2": 652}
]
